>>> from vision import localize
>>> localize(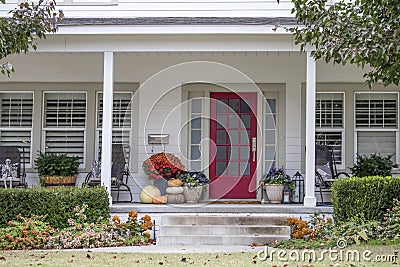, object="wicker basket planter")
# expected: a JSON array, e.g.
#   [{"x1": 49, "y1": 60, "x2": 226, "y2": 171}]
[{"x1": 42, "y1": 176, "x2": 77, "y2": 188}]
